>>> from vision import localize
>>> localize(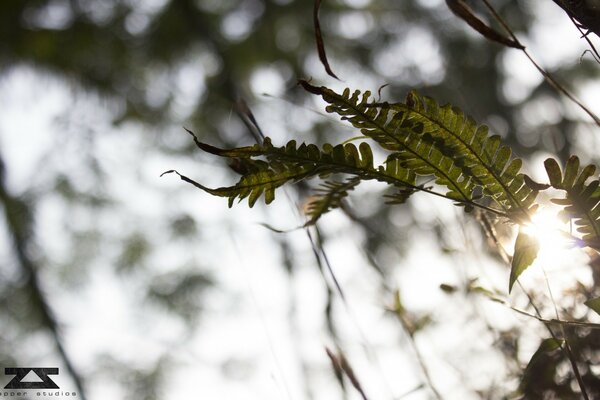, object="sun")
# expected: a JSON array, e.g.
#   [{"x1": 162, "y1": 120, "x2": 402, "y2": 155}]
[
  {"x1": 513, "y1": 206, "x2": 592, "y2": 292},
  {"x1": 520, "y1": 206, "x2": 576, "y2": 265}
]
